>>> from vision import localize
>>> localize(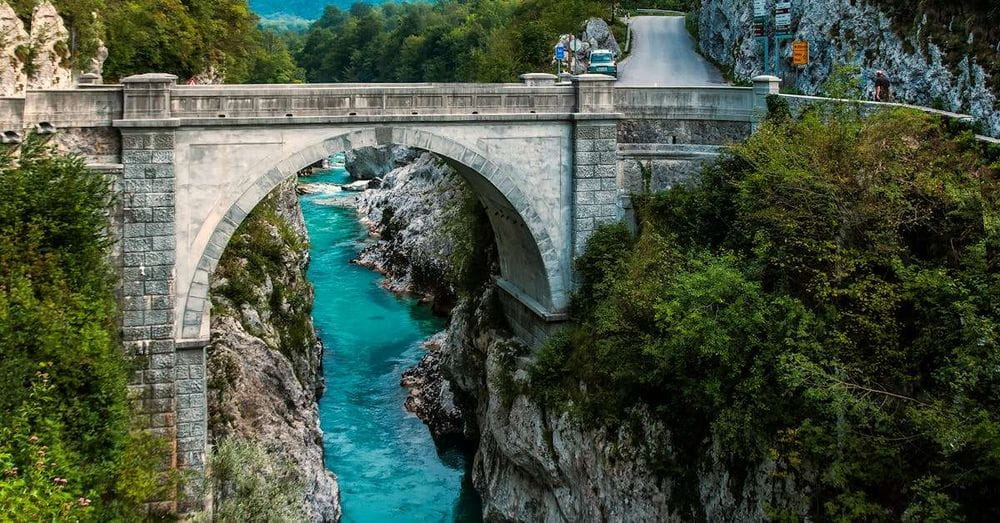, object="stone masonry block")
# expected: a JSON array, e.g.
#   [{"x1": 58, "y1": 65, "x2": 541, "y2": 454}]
[
  {"x1": 599, "y1": 126, "x2": 617, "y2": 139},
  {"x1": 151, "y1": 296, "x2": 172, "y2": 310},
  {"x1": 149, "y1": 340, "x2": 174, "y2": 354},
  {"x1": 122, "y1": 134, "x2": 147, "y2": 149},
  {"x1": 599, "y1": 152, "x2": 617, "y2": 164},
  {"x1": 145, "y1": 309, "x2": 171, "y2": 326},
  {"x1": 575, "y1": 126, "x2": 600, "y2": 140},
  {"x1": 123, "y1": 150, "x2": 152, "y2": 163},
  {"x1": 594, "y1": 164, "x2": 616, "y2": 178},
  {"x1": 145, "y1": 280, "x2": 170, "y2": 295},
  {"x1": 150, "y1": 325, "x2": 173, "y2": 340},
  {"x1": 575, "y1": 140, "x2": 594, "y2": 152},
  {"x1": 150, "y1": 151, "x2": 173, "y2": 164},
  {"x1": 152, "y1": 207, "x2": 175, "y2": 222},
  {"x1": 178, "y1": 380, "x2": 203, "y2": 395},
  {"x1": 176, "y1": 349, "x2": 203, "y2": 366},
  {"x1": 576, "y1": 205, "x2": 600, "y2": 219},
  {"x1": 575, "y1": 191, "x2": 596, "y2": 206},
  {"x1": 123, "y1": 310, "x2": 144, "y2": 327},
  {"x1": 575, "y1": 217, "x2": 594, "y2": 232},
  {"x1": 576, "y1": 178, "x2": 602, "y2": 192},
  {"x1": 574, "y1": 165, "x2": 595, "y2": 178},
  {"x1": 153, "y1": 134, "x2": 174, "y2": 150},
  {"x1": 149, "y1": 353, "x2": 174, "y2": 370},
  {"x1": 145, "y1": 251, "x2": 175, "y2": 266},
  {"x1": 601, "y1": 178, "x2": 619, "y2": 191},
  {"x1": 123, "y1": 252, "x2": 145, "y2": 267},
  {"x1": 575, "y1": 152, "x2": 599, "y2": 166},
  {"x1": 594, "y1": 191, "x2": 618, "y2": 205},
  {"x1": 150, "y1": 236, "x2": 174, "y2": 251},
  {"x1": 146, "y1": 193, "x2": 173, "y2": 207}
]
